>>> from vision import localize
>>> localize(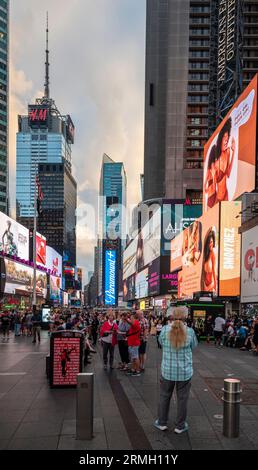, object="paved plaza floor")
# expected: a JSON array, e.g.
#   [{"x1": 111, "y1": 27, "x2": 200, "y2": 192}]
[{"x1": 0, "y1": 331, "x2": 258, "y2": 450}]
